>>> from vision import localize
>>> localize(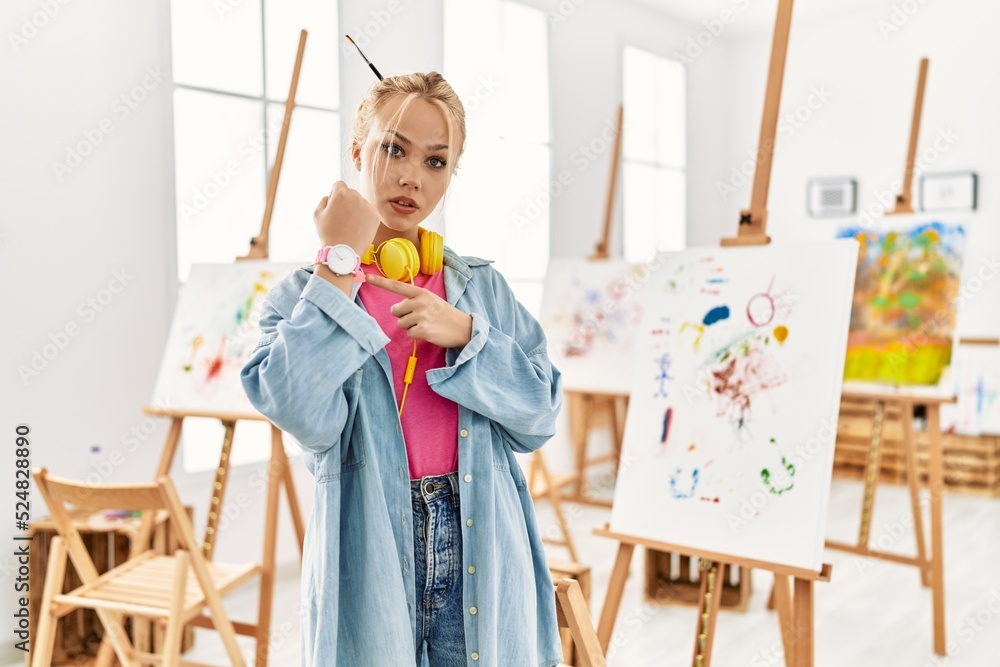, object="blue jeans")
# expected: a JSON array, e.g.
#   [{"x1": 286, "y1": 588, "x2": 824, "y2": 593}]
[{"x1": 411, "y1": 472, "x2": 467, "y2": 666}]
